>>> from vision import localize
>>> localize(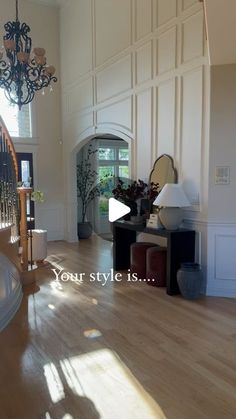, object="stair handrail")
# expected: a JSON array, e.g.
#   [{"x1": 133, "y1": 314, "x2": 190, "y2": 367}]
[{"x1": 0, "y1": 116, "x2": 18, "y2": 181}]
